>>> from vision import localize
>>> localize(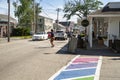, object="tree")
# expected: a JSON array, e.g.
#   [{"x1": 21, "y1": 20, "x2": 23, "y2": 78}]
[
  {"x1": 13, "y1": 0, "x2": 32, "y2": 24},
  {"x1": 13, "y1": 0, "x2": 42, "y2": 29},
  {"x1": 63, "y1": 0, "x2": 103, "y2": 20},
  {"x1": 35, "y1": 3, "x2": 42, "y2": 32}
]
